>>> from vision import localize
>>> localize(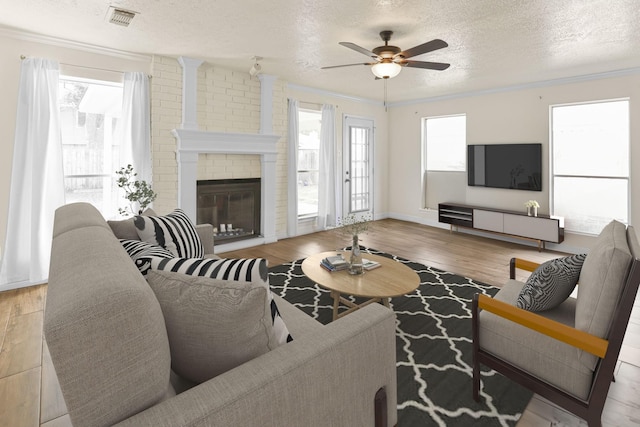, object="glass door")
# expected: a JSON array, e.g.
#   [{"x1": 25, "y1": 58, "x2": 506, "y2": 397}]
[{"x1": 342, "y1": 116, "x2": 374, "y2": 221}]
